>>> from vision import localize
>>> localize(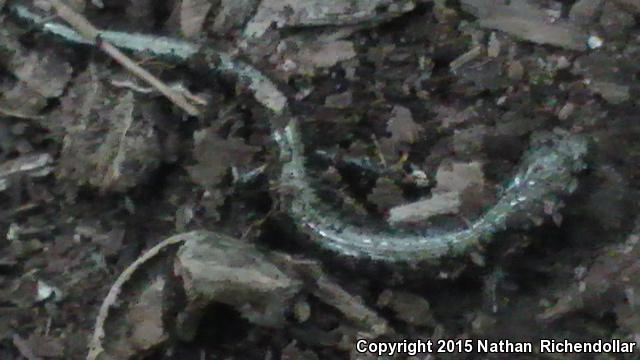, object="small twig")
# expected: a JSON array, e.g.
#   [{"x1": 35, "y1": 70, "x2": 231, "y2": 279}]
[
  {"x1": 240, "y1": 206, "x2": 276, "y2": 241},
  {"x1": 370, "y1": 134, "x2": 387, "y2": 168},
  {"x1": 87, "y1": 233, "x2": 193, "y2": 360},
  {"x1": 0, "y1": 107, "x2": 45, "y2": 120},
  {"x1": 43, "y1": 0, "x2": 200, "y2": 116},
  {"x1": 0, "y1": 153, "x2": 53, "y2": 178}
]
